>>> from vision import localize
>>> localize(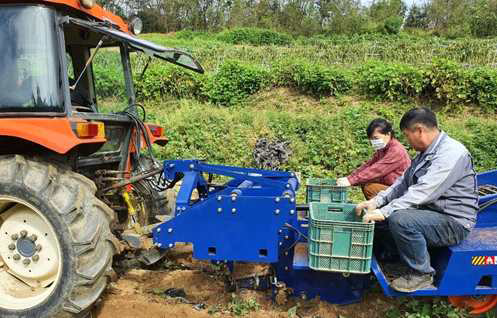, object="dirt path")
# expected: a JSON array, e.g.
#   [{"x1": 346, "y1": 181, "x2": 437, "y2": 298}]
[{"x1": 94, "y1": 245, "x2": 394, "y2": 318}]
